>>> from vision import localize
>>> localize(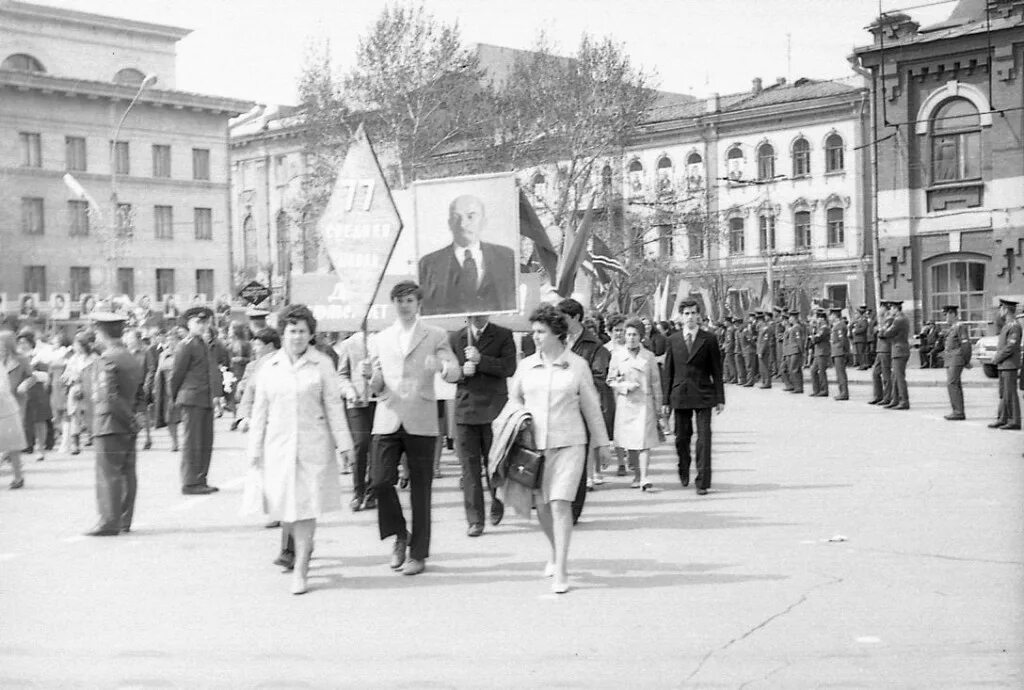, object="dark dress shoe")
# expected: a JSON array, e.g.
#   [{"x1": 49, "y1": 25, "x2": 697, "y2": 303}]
[
  {"x1": 987, "y1": 421, "x2": 1006, "y2": 428},
  {"x1": 9, "y1": 478, "x2": 24, "y2": 490},
  {"x1": 349, "y1": 496, "x2": 364, "y2": 512},
  {"x1": 390, "y1": 538, "x2": 407, "y2": 570},
  {"x1": 679, "y1": 474, "x2": 690, "y2": 488},
  {"x1": 264, "y1": 521, "x2": 281, "y2": 528},
  {"x1": 696, "y1": 488, "x2": 708, "y2": 496},
  {"x1": 616, "y1": 465, "x2": 627, "y2": 477},
  {"x1": 467, "y1": 524, "x2": 484, "y2": 537},
  {"x1": 489, "y1": 501, "x2": 504, "y2": 526},
  {"x1": 867, "y1": 399, "x2": 881, "y2": 405},
  {"x1": 884, "y1": 402, "x2": 900, "y2": 409},
  {"x1": 944, "y1": 414, "x2": 966, "y2": 421},
  {"x1": 1000, "y1": 424, "x2": 1021, "y2": 430},
  {"x1": 361, "y1": 494, "x2": 377, "y2": 511},
  {"x1": 834, "y1": 396, "x2": 849, "y2": 401},
  {"x1": 181, "y1": 485, "x2": 218, "y2": 495},
  {"x1": 85, "y1": 527, "x2": 120, "y2": 537},
  {"x1": 120, "y1": 526, "x2": 131, "y2": 534},
  {"x1": 274, "y1": 551, "x2": 295, "y2": 570},
  {"x1": 895, "y1": 404, "x2": 910, "y2": 410}
]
